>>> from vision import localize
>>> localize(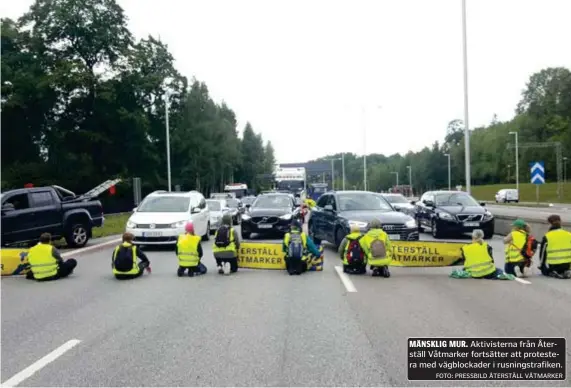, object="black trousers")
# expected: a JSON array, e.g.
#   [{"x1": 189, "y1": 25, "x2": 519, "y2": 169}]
[
  {"x1": 115, "y1": 261, "x2": 149, "y2": 280},
  {"x1": 344, "y1": 263, "x2": 367, "y2": 274},
  {"x1": 26, "y1": 259, "x2": 78, "y2": 281},
  {"x1": 285, "y1": 257, "x2": 307, "y2": 275},
  {"x1": 178, "y1": 262, "x2": 208, "y2": 276},
  {"x1": 504, "y1": 262, "x2": 525, "y2": 276},
  {"x1": 541, "y1": 262, "x2": 570, "y2": 277},
  {"x1": 215, "y1": 258, "x2": 238, "y2": 272}
]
